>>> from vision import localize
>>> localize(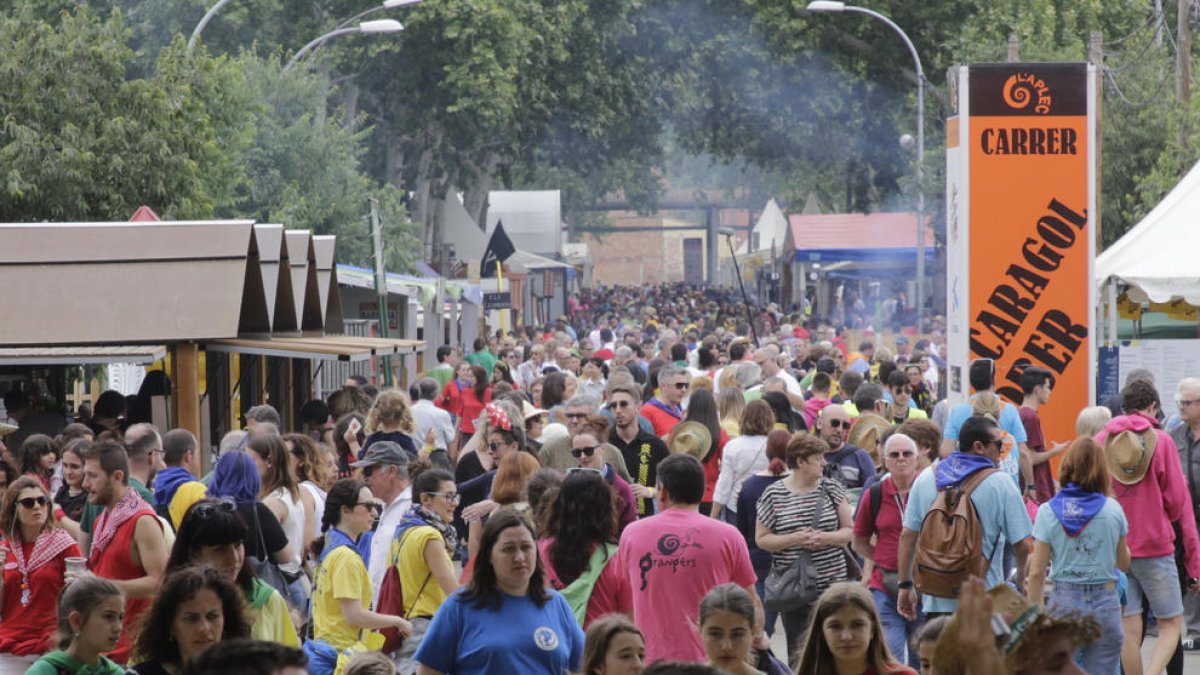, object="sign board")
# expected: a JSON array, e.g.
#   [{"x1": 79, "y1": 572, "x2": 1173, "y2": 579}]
[
  {"x1": 483, "y1": 292, "x2": 512, "y2": 311},
  {"x1": 946, "y1": 63, "x2": 1097, "y2": 467},
  {"x1": 358, "y1": 302, "x2": 399, "y2": 331}
]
